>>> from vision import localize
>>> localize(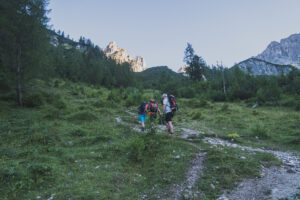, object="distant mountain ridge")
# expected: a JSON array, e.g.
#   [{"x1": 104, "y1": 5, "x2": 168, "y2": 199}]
[
  {"x1": 236, "y1": 33, "x2": 300, "y2": 75},
  {"x1": 236, "y1": 58, "x2": 293, "y2": 75},
  {"x1": 102, "y1": 41, "x2": 146, "y2": 72},
  {"x1": 256, "y1": 33, "x2": 300, "y2": 69}
]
